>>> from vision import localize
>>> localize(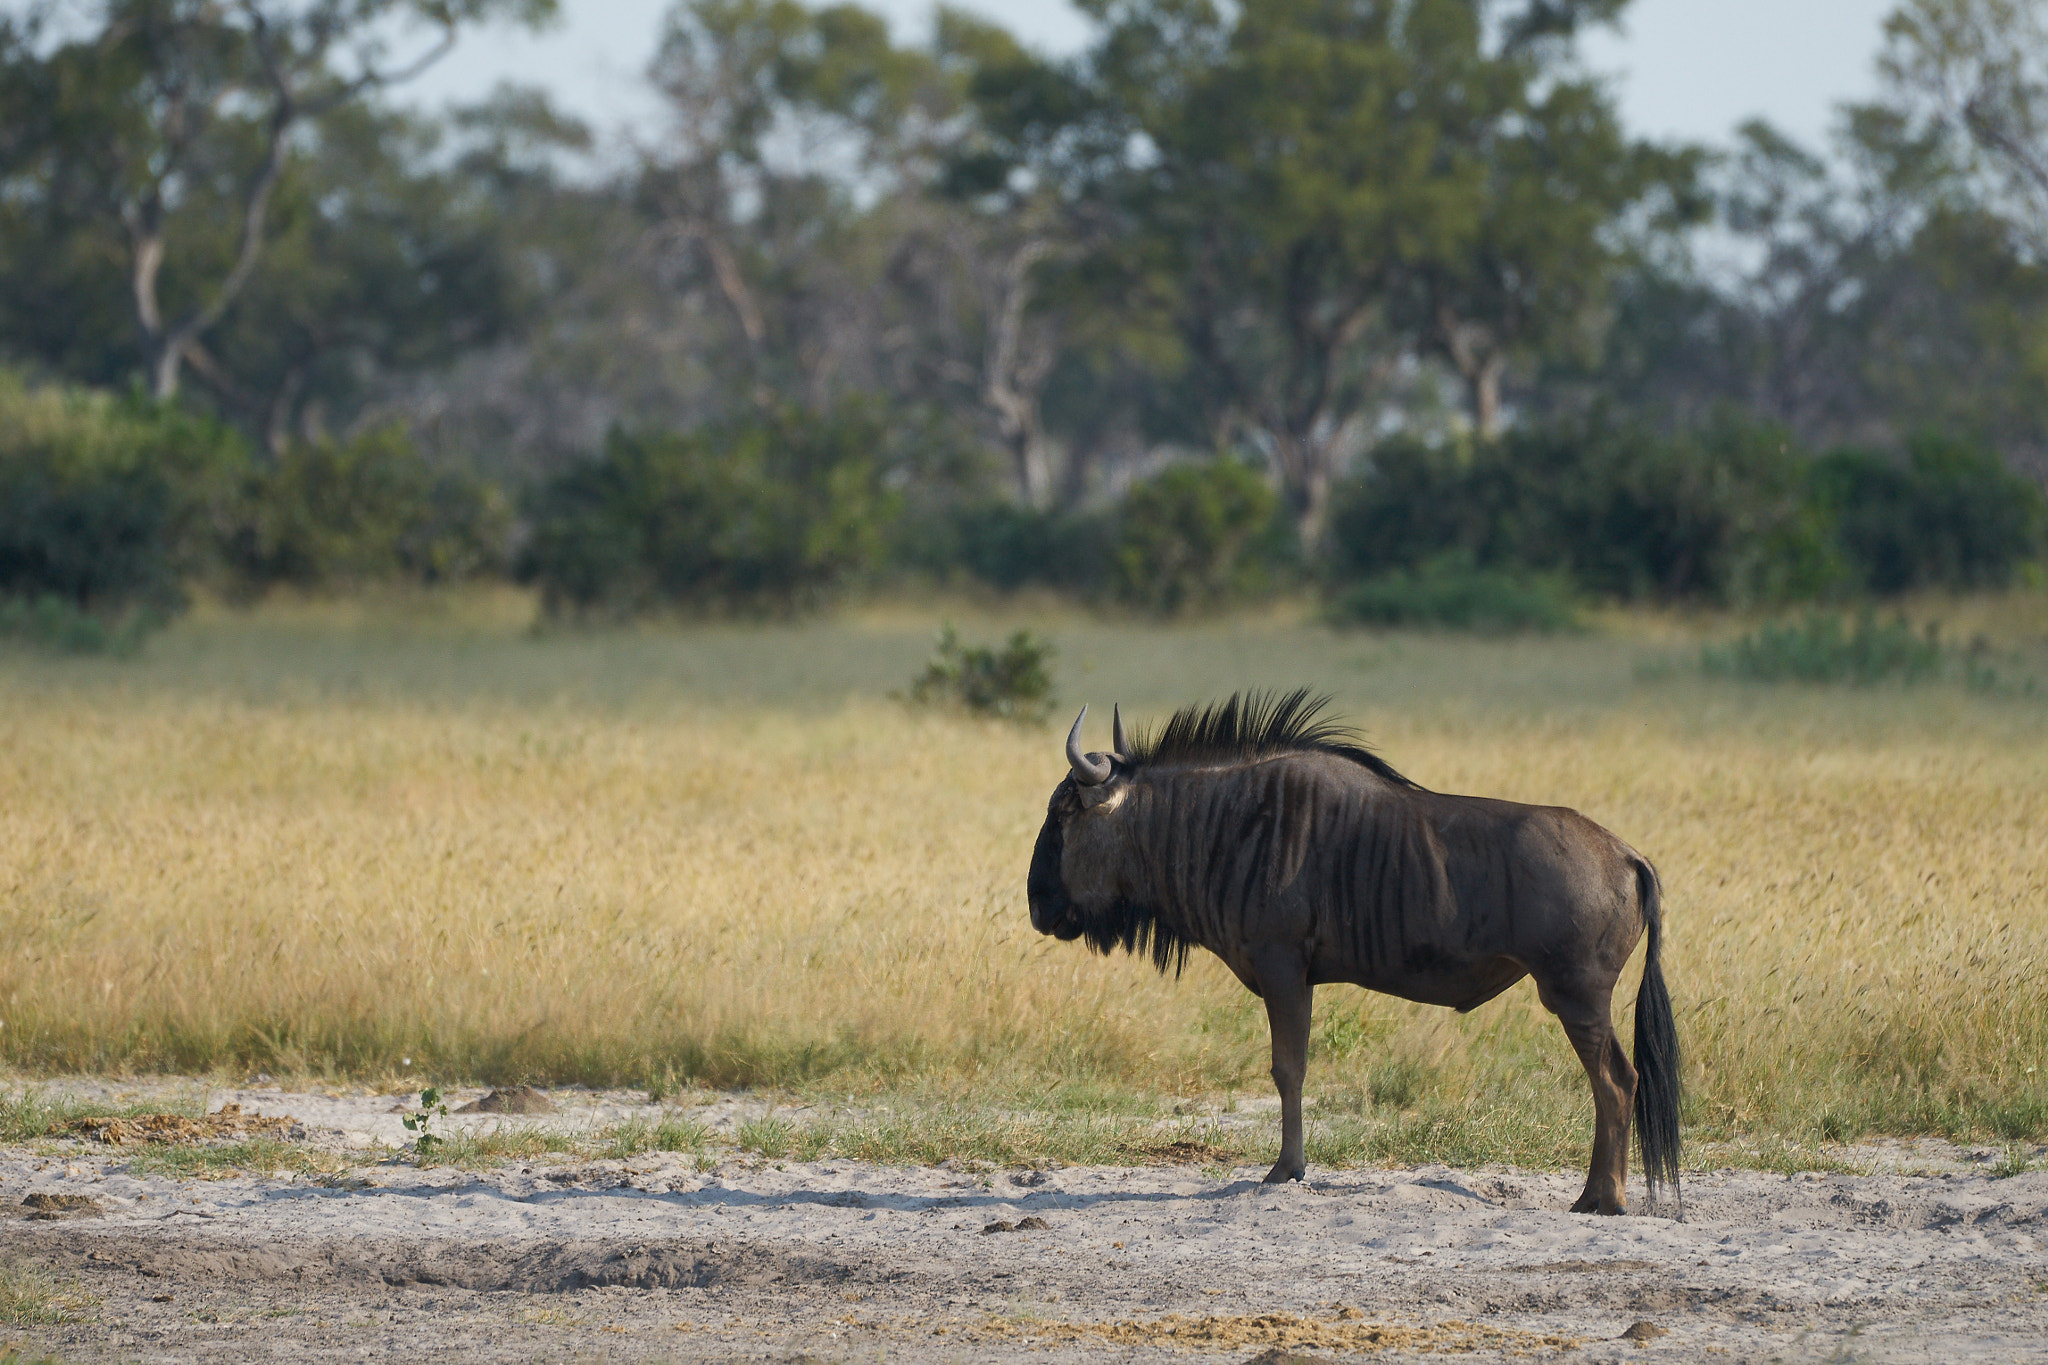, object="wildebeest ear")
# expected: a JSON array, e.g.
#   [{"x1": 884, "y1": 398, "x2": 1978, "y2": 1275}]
[
  {"x1": 1066, "y1": 705, "x2": 1112, "y2": 786},
  {"x1": 1112, "y1": 703, "x2": 1130, "y2": 760}
]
